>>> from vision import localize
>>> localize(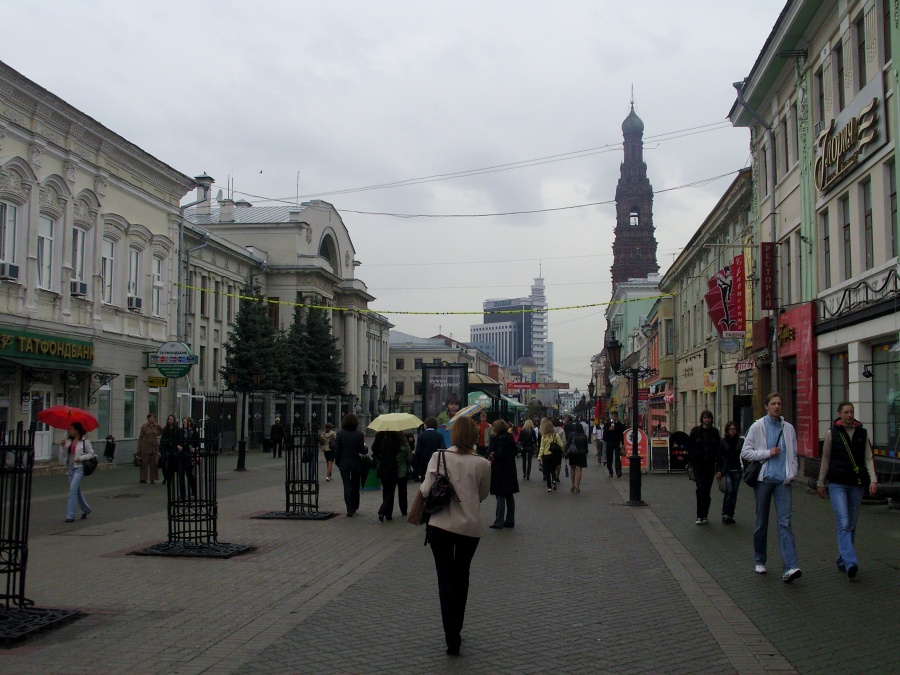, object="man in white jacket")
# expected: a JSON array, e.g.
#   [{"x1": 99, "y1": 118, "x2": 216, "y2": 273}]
[{"x1": 740, "y1": 393, "x2": 802, "y2": 583}]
